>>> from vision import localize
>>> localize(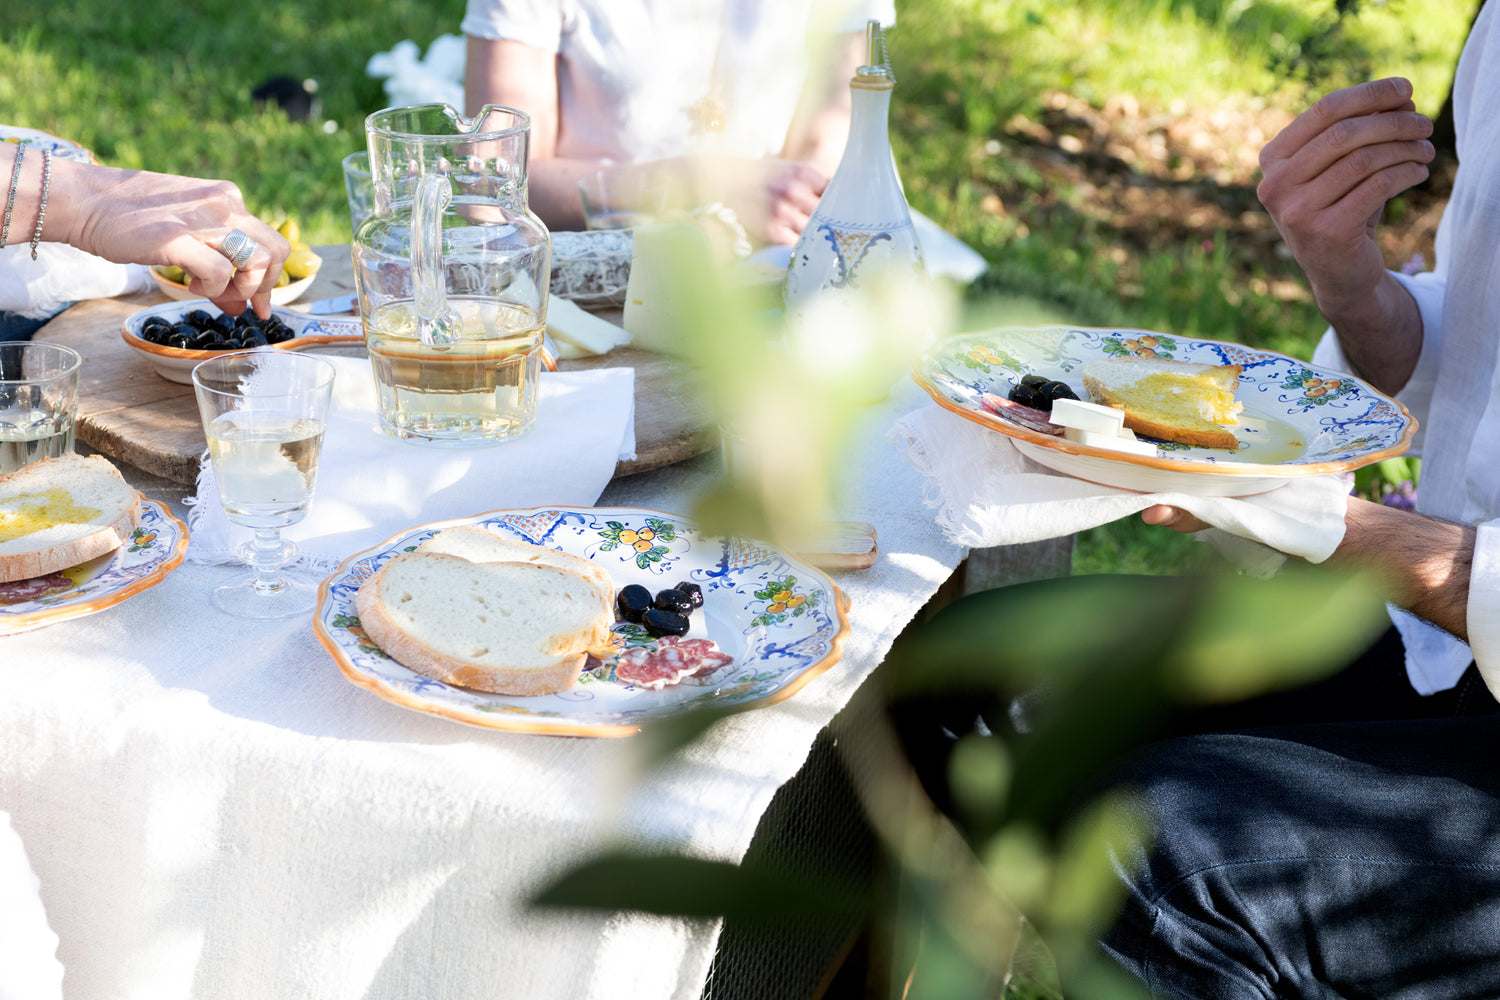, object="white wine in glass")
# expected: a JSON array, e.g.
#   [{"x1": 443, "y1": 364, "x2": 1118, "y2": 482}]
[{"x1": 192, "y1": 351, "x2": 336, "y2": 619}]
